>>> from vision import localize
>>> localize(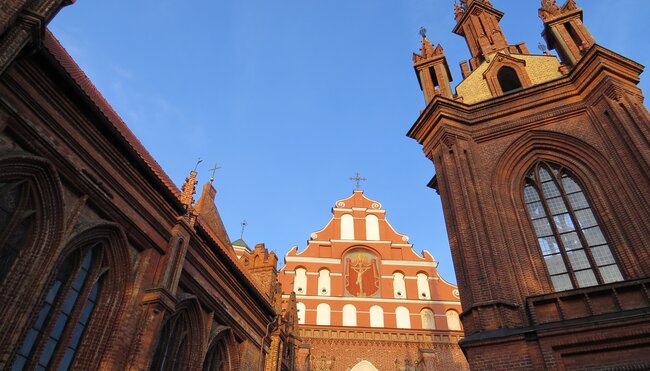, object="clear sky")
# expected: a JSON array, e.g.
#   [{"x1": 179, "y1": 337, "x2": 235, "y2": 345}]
[{"x1": 49, "y1": 1, "x2": 650, "y2": 284}]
